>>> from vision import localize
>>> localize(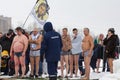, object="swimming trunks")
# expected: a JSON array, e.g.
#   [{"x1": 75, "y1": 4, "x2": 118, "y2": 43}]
[{"x1": 14, "y1": 52, "x2": 22, "y2": 57}]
